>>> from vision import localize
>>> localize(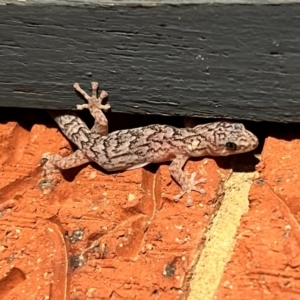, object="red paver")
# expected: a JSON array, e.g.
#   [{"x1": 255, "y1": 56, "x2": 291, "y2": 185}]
[
  {"x1": 4, "y1": 121, "x2": 298, "y2": 300},
  {"x1": 216, "y1": 137, "x2": 300, "y2": 300},
  {"x1": 0, "y1": 121, "x2": 230, "y2": 299}
]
